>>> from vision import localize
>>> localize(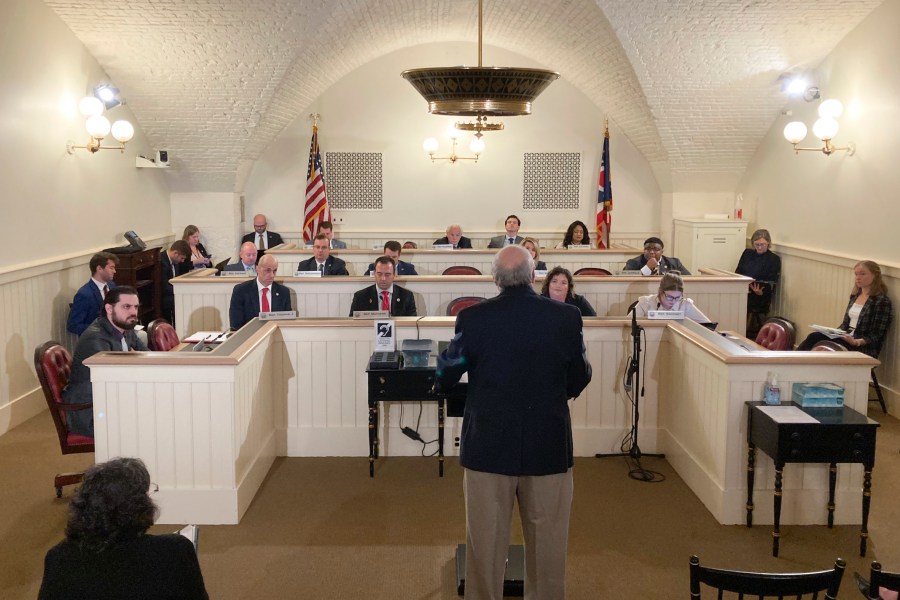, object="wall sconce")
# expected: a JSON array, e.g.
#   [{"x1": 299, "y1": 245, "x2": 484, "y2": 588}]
[
  {"x1": 66, "y1": 93, "x2": 134, "y2": 155},
  {"x1": 423, "y1": 124, "x2": 486, "y2": 164},
  {"x1": 783, "y1": 98, "x2": 855, "y2": 156}
]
